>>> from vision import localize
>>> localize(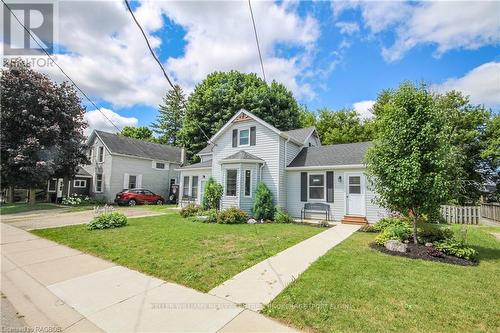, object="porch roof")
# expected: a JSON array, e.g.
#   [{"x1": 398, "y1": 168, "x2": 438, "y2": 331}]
[{"x1": 220, "y1": 151, "x2": 265, "y2": 164}]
